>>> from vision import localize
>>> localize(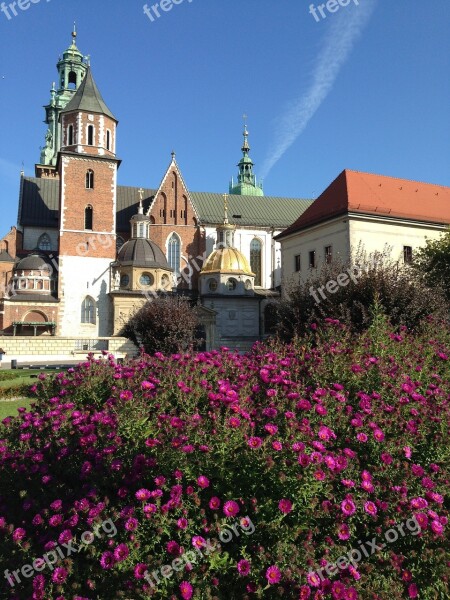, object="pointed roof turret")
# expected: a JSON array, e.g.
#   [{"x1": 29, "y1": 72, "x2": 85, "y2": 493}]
[
  {"x1": 229, "y1": 117, "x2": 264, "y2": 197},
  {"x1": 61, "y1": 67, "x2": 116, "y2": 121}
]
